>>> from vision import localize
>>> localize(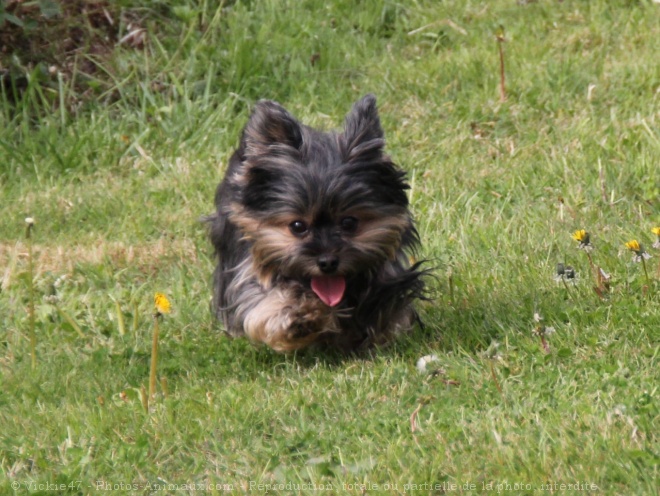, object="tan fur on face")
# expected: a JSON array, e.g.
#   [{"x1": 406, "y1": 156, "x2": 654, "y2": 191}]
[
  {"x1": 229, "y1": 203, "x2": 311, "y2": 286},
  {"x1": 229, "y1": 202, "x2": 411, "y2": 283},
  {"x1": 350, "y1": 213, "x2": 411, "y2": 261},
  {"x1": 250, "y1": 228, "x2": 297, "y2": 286}
]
